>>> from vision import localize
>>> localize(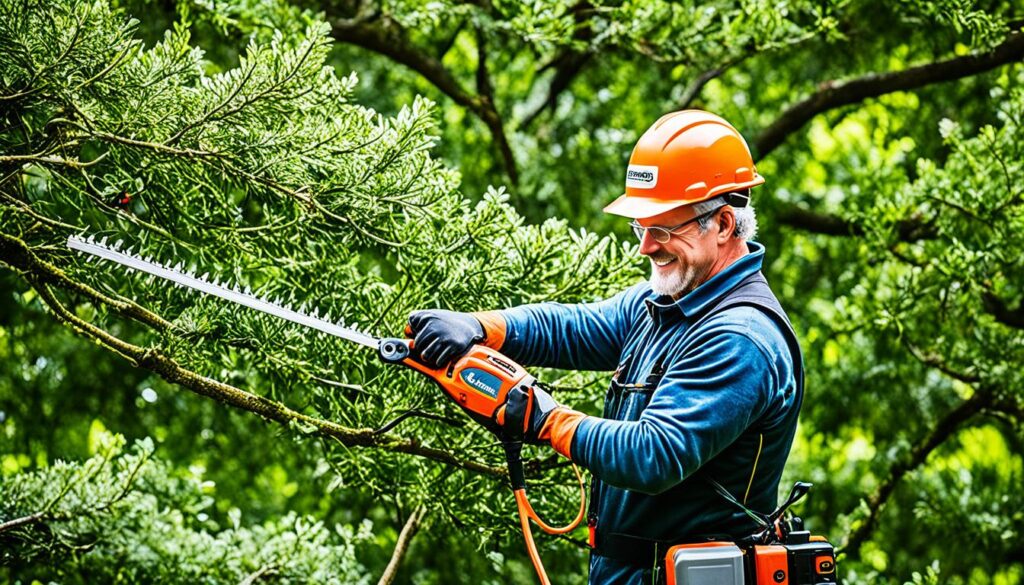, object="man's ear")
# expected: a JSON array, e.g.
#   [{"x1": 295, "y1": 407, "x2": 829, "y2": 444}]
[{"x1": 717, "y1": 206, "x2": 736, "y2": 243}]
